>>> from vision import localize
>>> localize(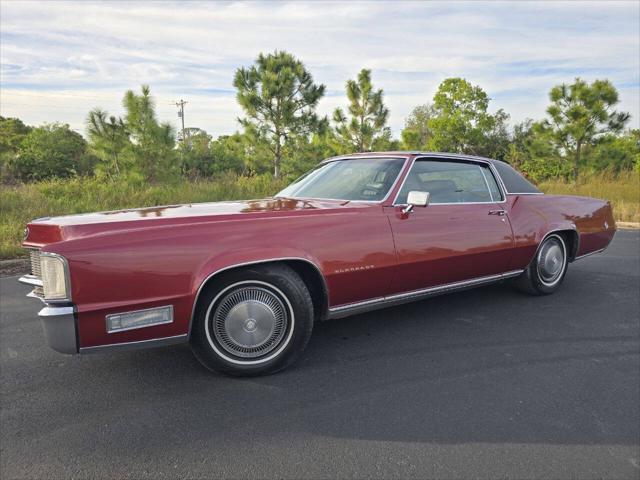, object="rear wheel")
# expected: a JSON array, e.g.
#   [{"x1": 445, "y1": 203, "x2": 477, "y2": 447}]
[
  {"x1": 514, "y1": 233, "x2": 568, "y2": 295},
  {"x1": 190, "y1": 264, "x2": 314, "y2": 376}
]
